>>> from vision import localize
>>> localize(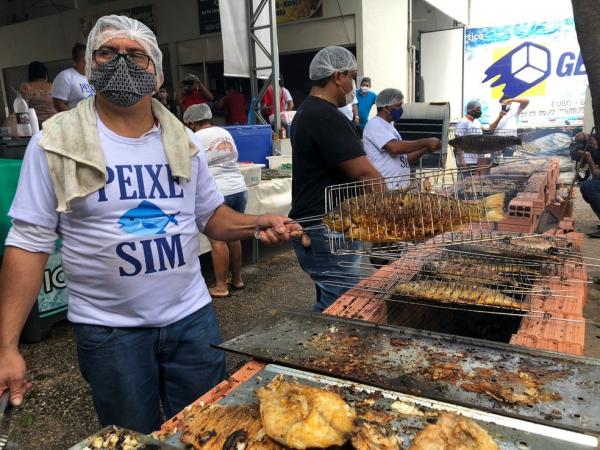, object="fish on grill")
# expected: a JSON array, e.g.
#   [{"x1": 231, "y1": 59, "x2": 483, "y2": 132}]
[
  {"x1": 180, "y1": 403, "x2": 283, "y2": 450},
  {"x1": 408, "y1": 412, "x2": 499, "y2": 450},
  {"x1": 395, "y1": 279, "x2": 522, "y2": 309},
  {"x1": 323, "y1": 191, "x2": 505, "y2": 243},
  {"x1": 441, "y1": 254, "x2": 550, "y2": 276},
  {"x1": 449, "y1": 134, "x2": 522, "y2": 154},
  {"x1": 256, "y1": 375, "x2": 357, "y2": 449},
  {"x1": 421, "y1": 260, "x2": 528, "y2": 288},
  {"x1": 449, "y1": 241, "x2": 562, "y2": 262}
]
